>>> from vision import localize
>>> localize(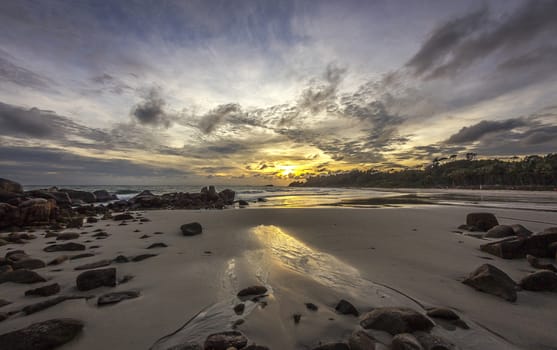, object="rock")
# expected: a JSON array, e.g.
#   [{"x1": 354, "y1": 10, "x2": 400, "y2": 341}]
[
  {"x1": 348, "y1": 330, "x2": 376, "y2": 350},
  {"x1": 305, "y1": 302, "x2": 318, "y2": 311},
  {"x1": 391, "y1": 333, "x2": 423, "y2": 350},
  {"x1": 119, "y1": 275, "x2": 134, "y2": 284},
  {"x1": 485, "y1": 225, "x2": 515, "y2": 238},
  {"x1": 93, "y1": 190, "x2": 114, "y2": 202},
  {"x1": 140, "y1": 234, "x2": 150, "y2": 239},
  {"x1": 511, "y1": 224, "x2": 532, "y2": 236},
  {"x1": 0, "y1": 312, "x2": 7, "y2": 322},
  {"x1": 44, "y1": 242, "x2": 86, "y2": 252},
  {"x1": 113, "y1": 255, "x2": 129, "y2": 263},
  {"x1": 360, "y1": 307, "x2": 434, "y2": 335},
  {"x1": 92, "y1": 231, "x2": 108, "y2": 238},
  {"x1": 0, "y1": 178, "x2": 23, "y2": 193},
  {"x1": 0, "y1": 269, "x2": 46, "y2": 284},
  {"x1": 45, "y1": 232, "x2": 59, "y2": 238},
  {"x1": 204, "y1": 331, "x2": 248, "y2": 350},
  {"x1": 413, "y1": 332, "x2": 455, "y2": 350},
  {"x1": 59, "y1": 189, "x2": 96, "y2": 203},
  {"x1": 74, "y1": 260, "x2": 112, "y2": 271},
  {"x1": 244, "y1": 346, "x2": 270, "y2": 350},
  {"x1": 335, "y1": 299, "x2": 359, "y2": 316},
  {"x1": 312, "y1": 343, "x2": 350, "y2": 350},
  {"x1": 113, "y1": 213, "x2": 134, "y2": 221},
  {"x1": 47, "y1": 255, "x2": 68, "y2": 266},
  {"x1": 181, "y1": 222, "x2": 203, "y2": 236},
  {"x1": 86, "y1": 217, "x2": 98, "y2": 223},
  {"x1": 70, "y1": 253, "x2": 95, "y2": 260},
  {"x1": 12, "y1": 258, "x2": 45, "y2": 270},
  {"x1": 25, "y1": 283, "x2": 61, "y2": 297},
  {"x1": 462, "y1": 264, "x2": 517, "y2": 302},
  {"x1": 293, "y1": 313, "x2": 301, "y2": 324},
  {"x1": 480, "y1": 233, "x2": 557, "y2": 259},
  {"x1": 238, "y1": 200, "x2": 249, "y2": 206},
  {"x1": 466, "y1": 212, "x2": 498, "y2": 231},
  {"x1": 519, "y1": 270, "x2": 557, "y2": 292},
  {"x1": 237, "y1": 285, "x2": 267, "y2": 298},
  {"x1": 544, "y1": 227, "x2": 557, "y2": 234},
  {"x1": 140, "y1": 218, "x2": 151, "y2": 222},
  {"x1": 526, "y1": 254, "x2": 557, "y2": 272},
  {"x1": 22, "y1": 296, "x2": 85, "y2": 315},
  {"x1": 0, "y1": 202, "x2": 20, "y2": 228},
  {"x1": 147, "y1": 242, "x2": 168, "y2": 249},
  {"x1": 97, "y1": 290, "x2": 140, "y2": 306},
  {"x1": 19, "y1": 198, "x2": 57, "y2": 226},
  {"x1": 218, "y1": 189, "x2": 235, "y2": 204},
  {"x1": 6, "y1": 250, "x2": 29, "y2": 263},
  {"x1": 425, "y1": 308, "x2": 460, "y2": 320},
  {"x1": 0, "y1": 299, "x2": 11, "y2": 308},
  {"x1": 131, "y1": 254, "x2": 157, "y2": 262},
  {"x1": 0, "y1": 265, "x2": 12, "y2": 274},
  {"x1": 76, "y1": 268, "x2": 116, "y2": 291},
  {"x1": 0, "y1": 318, "x2": 83, "y2": 350},
  {"x1": 207, "y1": 186, "x2": 219, "y2": 200},
  {"x1": 56, "y1": 232, "x2": 80, "y2": 240},
  {"x1": 233, "y1": 303, "x2": 245, "y2": 315}
]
